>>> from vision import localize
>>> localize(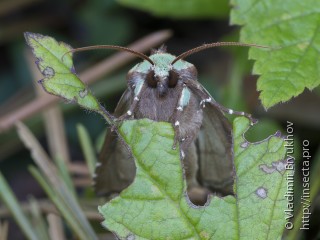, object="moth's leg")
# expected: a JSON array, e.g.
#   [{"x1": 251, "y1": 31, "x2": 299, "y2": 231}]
[
  {"x1": 184, "y1": 80, "x2": 257, "y2": 124},
  {"x1": 208, "y1": 101, "x2": 257, "y2": 124},
  {"x1": 171, "y1": 83, "x2": 191, "y2": 156}
]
